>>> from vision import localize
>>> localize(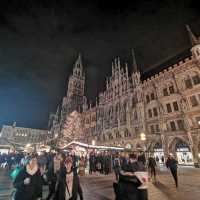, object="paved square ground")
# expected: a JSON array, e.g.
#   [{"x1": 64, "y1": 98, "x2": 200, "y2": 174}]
[{"x1": 1, "y1": 167, "x2": 200, "y2": 200}]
